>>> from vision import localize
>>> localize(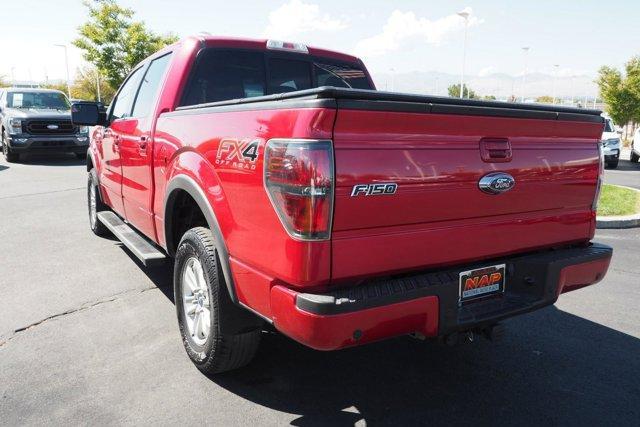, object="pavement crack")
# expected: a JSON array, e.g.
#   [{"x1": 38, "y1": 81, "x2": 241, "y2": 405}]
[
  {"x1": 0, "y1": 286, "x2": 157, "y2": 348},
  {"x1": 0, "y1": 187, "x2": 84, "y2": 200}
]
